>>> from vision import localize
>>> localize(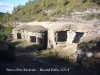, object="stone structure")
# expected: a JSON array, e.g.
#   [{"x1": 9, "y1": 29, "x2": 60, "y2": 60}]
[
  {"x1": 48, "y1": 24, "x2": 96, "y2": 48},
  {"x1": 12, "y1": 22, "x2": 97, "y2": 49},
  {"x1": 12, "y1": 22, "x2": 100, "y2": 65},
  {"x1": 12, "y1": 25, "x2": 47, "y2": 48}
]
